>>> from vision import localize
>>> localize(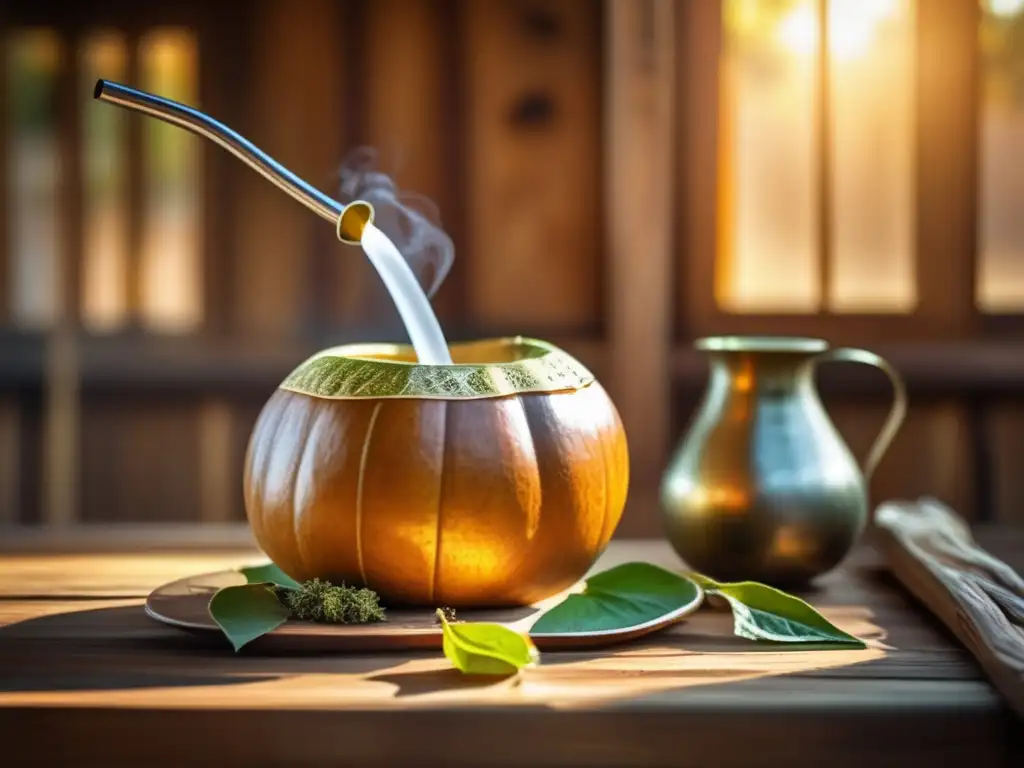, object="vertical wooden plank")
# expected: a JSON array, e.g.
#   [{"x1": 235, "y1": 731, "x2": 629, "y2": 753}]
[
  {"x1": 231, "y1": 396, "x2": 269, "y2": 522},
  {"x1": 967, "y1": 400, "x2": 994, "y2": 523},
  {"x1": 678, "y1": 0, "x2": 720, "y2": 336},
  {"x1": 42, "y1": 29, "x2": 80, "y2": 526},
  {"x1": 365, "y1": 0, "x2": 447, "y2": 227},
  {"x1": 339, "y1": 0, "x2": 455, "y2": 332},
  {"x1": 987, "y1": 403, "x2": 1024, "y2": 524},
  {"x1": 464, "y1": 0, "x2": 601, "y2": 333},
  {"x1": 198, "y1": 8, "x2": 244, "y2": 338},
  {"x1": 606, "y1": 0, "x2": 676, "y2": 537},
  {"x1": 198, "y1": 398, "x2": 234, "y2": 523},
  {"x1": 0, "y1": 14, "x2": 9, "y2": 323},
  {"x1": 80, "y1": 395, "x2": 201, "y2": 523},
  {"x1": 41, "y1": 331, "x2": 78, "y2": 527},
  {"x1": 816, "y1": 0, "x2": 832, "y2": 312},
  {"x1": 0, "y1": 397, "x2": 20, "y2": 524},
  {"x1": 125, "y1": 23, "x2": 143, "y2": 326},
  {"x1": 18, "y1": 391, "x2": 43, "y2": 525},
  {"x1": 233, "y1": 0, "x2": 344, "y2": 340},
  {"x1": 438, "y1": 0, "x2": 468, "y2": 332},
  {"x1": 371, "y1": 0, "x2": 451, "y2": 327},
  {"x1": 60, "y1": 26, "x2": 82, "y2": 329},
  {"x1": 915, "y1": 0, "x2": 979, "y2": 337}
]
